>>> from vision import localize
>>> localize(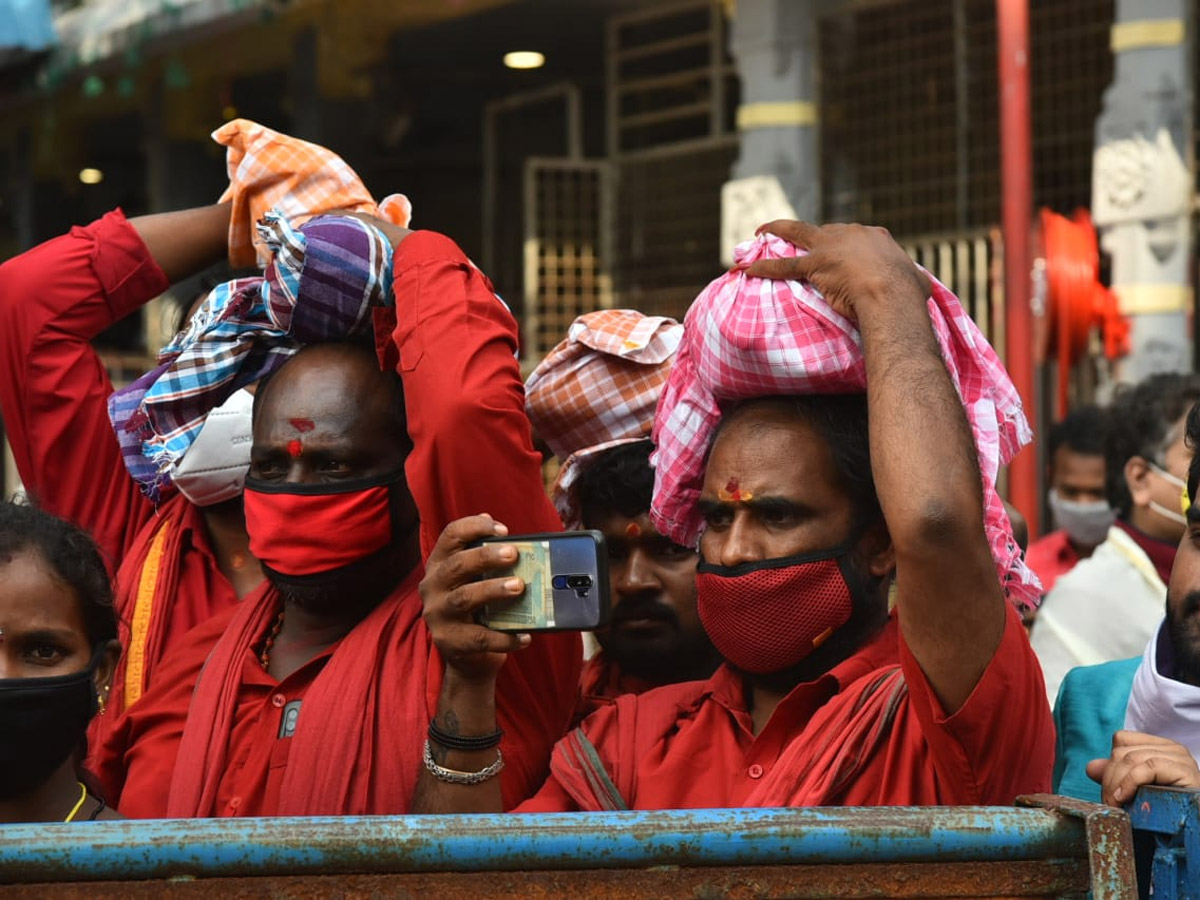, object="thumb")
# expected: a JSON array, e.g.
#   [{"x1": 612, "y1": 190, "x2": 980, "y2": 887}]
[
  {"x1": 1085, "y1": 758, "x2": 1108, "y2": 783},
  {"x1": 742, "y1": 256, "x2": 817, "y2": 282}
]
